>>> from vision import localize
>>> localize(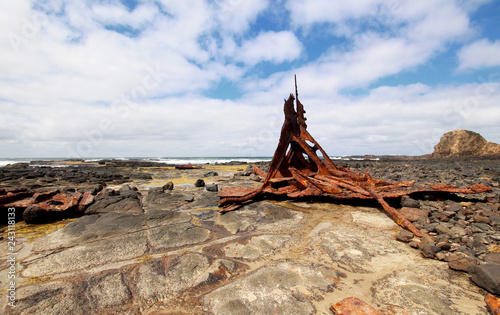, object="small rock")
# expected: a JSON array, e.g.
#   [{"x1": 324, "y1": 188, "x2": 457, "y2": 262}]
[
  {"x1": 435, "y1": 252, "x2": 447, "y2": 261},
  {"x1": 399, "y1": 207, "x2": 429, "y2": 222},
  {"x1": 194, "y1": 179, "x2": 205, "y2": 187},
  {"x1": 460, "y1": 201, "x2": 472, "y2": 208},
  {"x1": 204, "y1": 171, "x2": 218, "y2": 177},
  {"x1": 162, "y1": 181, "x2": 174, "y2": 191},
  {"x1": 436, "y1": 224, "x2": 453, "y2": 236},
  {"x1": 396, "y1": 229, "x2": 414, "y2": 243},
  {"x1": 490, "y1": 234, "x2": 500, "y2": 242},
  {"x1": 468, "y1": 264, "x2": 500, "y2": 295},
  {"x1": 484, "y1": 252, "x2": 500, "y2": 265},
  {"x1": 249, "y1": 174, "x2": 262, "y2": 182},
  {"x1": 206, "y1": 183, "x2": 218, "y2": 192},
  {"x1": 417, "y1": 215, "x2": 431, "y2": 226},
  {"x1": 487, "y1": 194, "x2": 500, "y2": 203},
  {"x1": 456, "y1": 211, "x2": 467, "y2": 220},
  {"x1": 443, "y1": 210, "x2": 456, "y2": 217},
  {"x1": 436, "y1": 234, "x2": 450, "y2": 243},
  {"x1": 468, "y1": 236, "x2": 488, "y2": 252},
  {"x1": 423, "y1": 223, "x2": 438, "y2": 233},
  {"x1": 471, "y1": 223, "x2": 494, "y2": 232},
  {"x1": 450, "y1": 226, "x2": 467, "y2": 238},
  {"x1": 446, "y1": 253, "x2": 477, "y2": 272},
  {"x1": 449, "y1": 243, "x2": 461, "y2": 252},
  {"x1": 401, "y1": 195, "x2": 420, "y2": 208},
  {"x1": 421, "y1": 243, "x2": 436, "y2": 259},
  {"x1": 436, "y1": 241, "x2": 451, "y2": 251},
  {"x1": 476, "y1": 203, "x2": 494, "y2": 212},
  {"x1": 421, "y1": 234, "x2": 435, "y2": 246},
  {"x1": 490, "y1": 215, "x2": 500, "y2": 226},
  {"x1": 473, "y1": 213, "x2": 491, "y2": 224},
  {"x1": 235, "y1": 171, "x2": 251, "y2": 176},
  {"x1": 185, "y1": 196, "x2": 195, "y2": 202},
  {"x1": 445, "y1": 201, "x2": 463, "y2": 213},
  {"x1": 409, "y1": 241, "x2": 420, "y2": 249}
]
